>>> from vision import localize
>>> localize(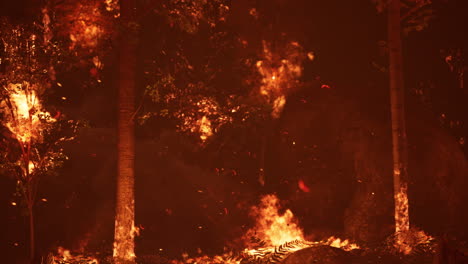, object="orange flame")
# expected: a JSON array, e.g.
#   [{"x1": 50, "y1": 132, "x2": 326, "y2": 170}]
[
  {"x1": 394, "y1": 182, "x2": 411, "y2": 254},
  {"x1": 172, "y1": 194, "x2": 360, "y2": 263},
  {"x1": 1, "y1": 82, "x2": 56, "y2": 144},
  {"x1": 325, "y1": 236, "x2": 360, "y2": 251},
  {"x1": 256, "y1": 41, "x2": 308, "y2": 119},
  {"x1": 56, "y1": 247, "x2": 99, "y2": 264},
  {"x1": 247, "y1": 194, "x2": 305, "y2": 246}
]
